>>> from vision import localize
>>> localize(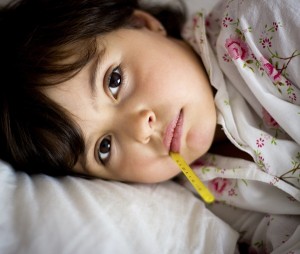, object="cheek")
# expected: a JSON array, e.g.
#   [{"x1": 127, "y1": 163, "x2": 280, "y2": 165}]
[
  {"x1": 118, "y1": 153, "x2": 181, "y2": 183},
  {"x1": 133, "y1": 53, "x2": 190, "y2": 100},
  {"x1": 186, "y1": 125, "x2": 214, "y2": 156},
  {"x1": 184, "y1": 105, "x2": 216, "y2": 163}
]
